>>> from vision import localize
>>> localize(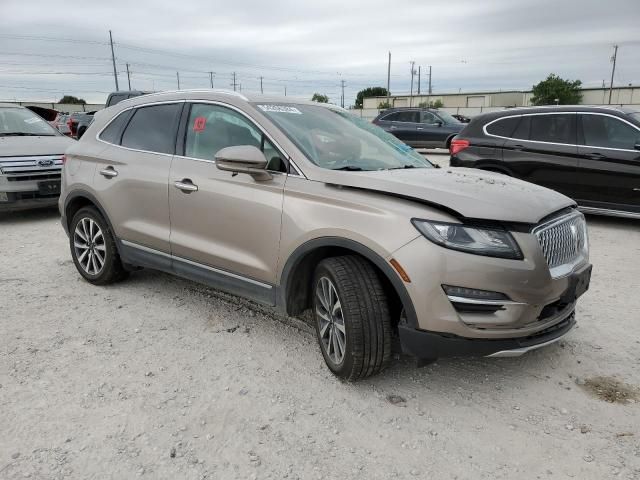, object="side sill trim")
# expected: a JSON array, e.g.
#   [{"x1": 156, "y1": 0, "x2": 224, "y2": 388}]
[{"x1": 120, "y1": 240, "x2": 273, "y2": 289}]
